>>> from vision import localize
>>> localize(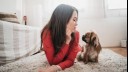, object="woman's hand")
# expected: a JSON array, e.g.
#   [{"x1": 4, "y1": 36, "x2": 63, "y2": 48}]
[
  {"x1": 66, "y1": 28, "x2": 72, "y2": 44},
  {"x1": 38, "y1": 65, "x2": 61, "y2": 72}
]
